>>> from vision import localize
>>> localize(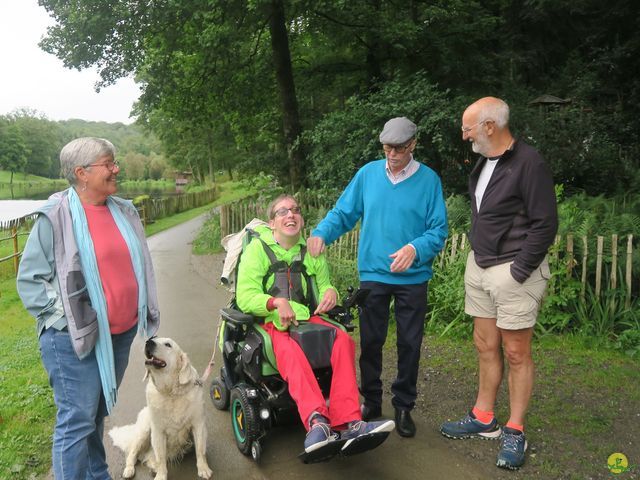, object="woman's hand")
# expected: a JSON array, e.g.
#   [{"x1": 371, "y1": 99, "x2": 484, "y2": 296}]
[
  {"x1": 314, "y1": 288, "x2": 337, "y2": 315},
  {"x1": 274, "y1": 297, "x2": 298, "y2": 328}
]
